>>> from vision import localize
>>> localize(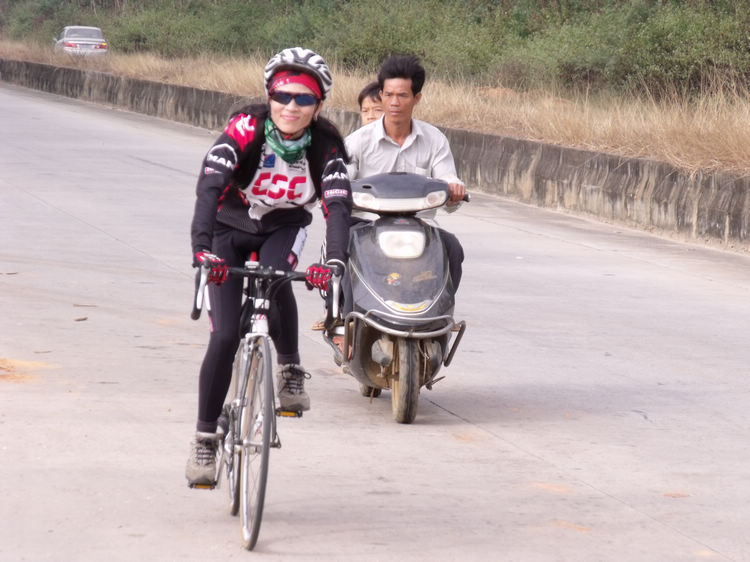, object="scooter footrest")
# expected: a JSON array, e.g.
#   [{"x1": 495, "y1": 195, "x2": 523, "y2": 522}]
[
  {"x1": 424, "y1": 375, "x2": 445, "y2": 390},
  {"x1": 322, "y1": 333, "x2": 346, "y2": 366}
]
